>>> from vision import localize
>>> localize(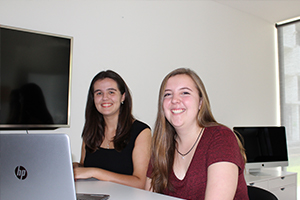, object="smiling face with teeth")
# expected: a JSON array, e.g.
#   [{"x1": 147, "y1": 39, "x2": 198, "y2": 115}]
[
  {"x1": 93, "y1": 78, "x2": 125, "y2": 119},
  {"x1": 163, "y1": 74, "x2": 202, "y2": 131}
]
